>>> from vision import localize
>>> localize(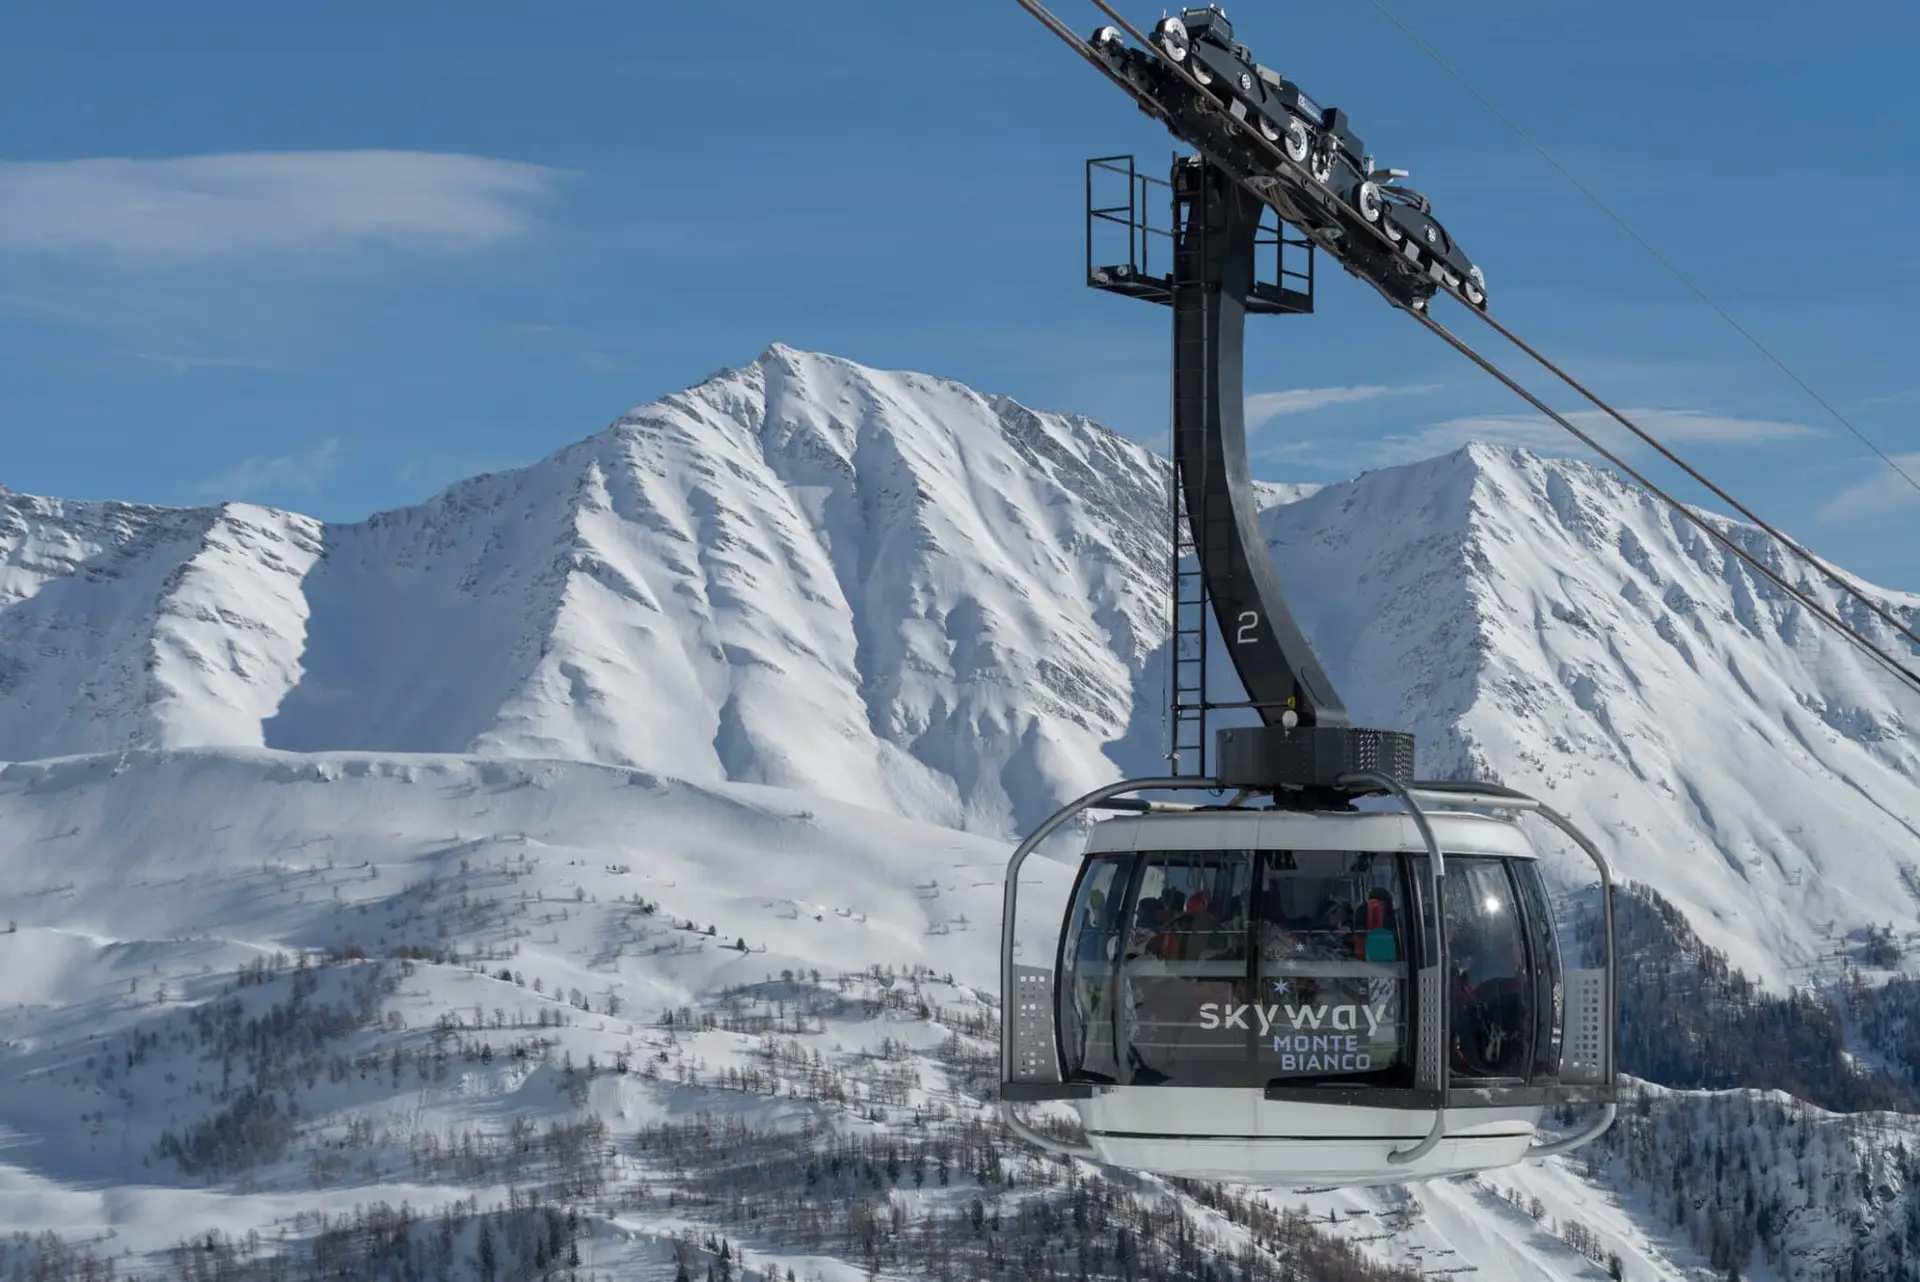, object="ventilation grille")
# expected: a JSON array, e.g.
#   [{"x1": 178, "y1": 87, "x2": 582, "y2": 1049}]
[
  {"x1": 1559, "y1": 968, "x2": 1610, "y2": 1085},
  {"x1": 1011, "y1": 965, "x2": 1060, "y2": 1084},
  {"x1": 1415, "y1": 965, "x2": 1444, "y2": 1090}
]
